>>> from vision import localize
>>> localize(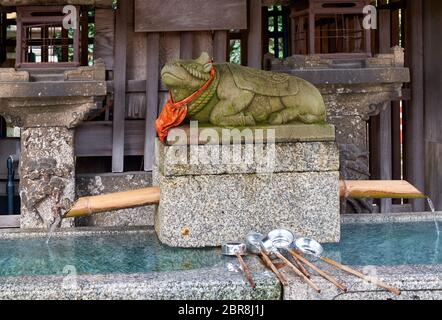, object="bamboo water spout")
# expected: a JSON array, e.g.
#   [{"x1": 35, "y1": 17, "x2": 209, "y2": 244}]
[{"x1": 64, "y1": 180, "x2": 425, "y2": 219}]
